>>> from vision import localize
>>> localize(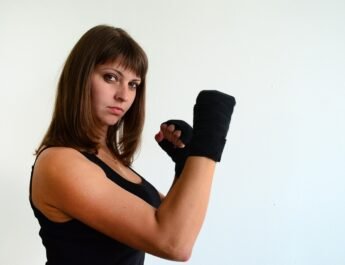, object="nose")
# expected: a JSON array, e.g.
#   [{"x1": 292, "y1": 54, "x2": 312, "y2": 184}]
[{"x1": 114, "y1": 83, "x2": 129, "y2": 102}]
